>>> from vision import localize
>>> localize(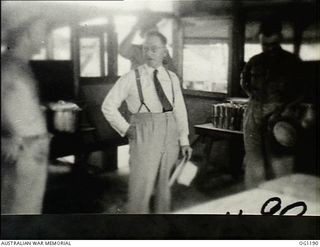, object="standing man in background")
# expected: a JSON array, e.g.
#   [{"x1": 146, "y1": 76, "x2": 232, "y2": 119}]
[
  {"x1": 1, "y1": 10, "x2": 50, "y2": 214},
  {"x1": 102, "y1": 31, "x2": 192, "y2": 213},
  {"x1": 240, "y1": 17, "x2": 304, "y2": 188}
]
